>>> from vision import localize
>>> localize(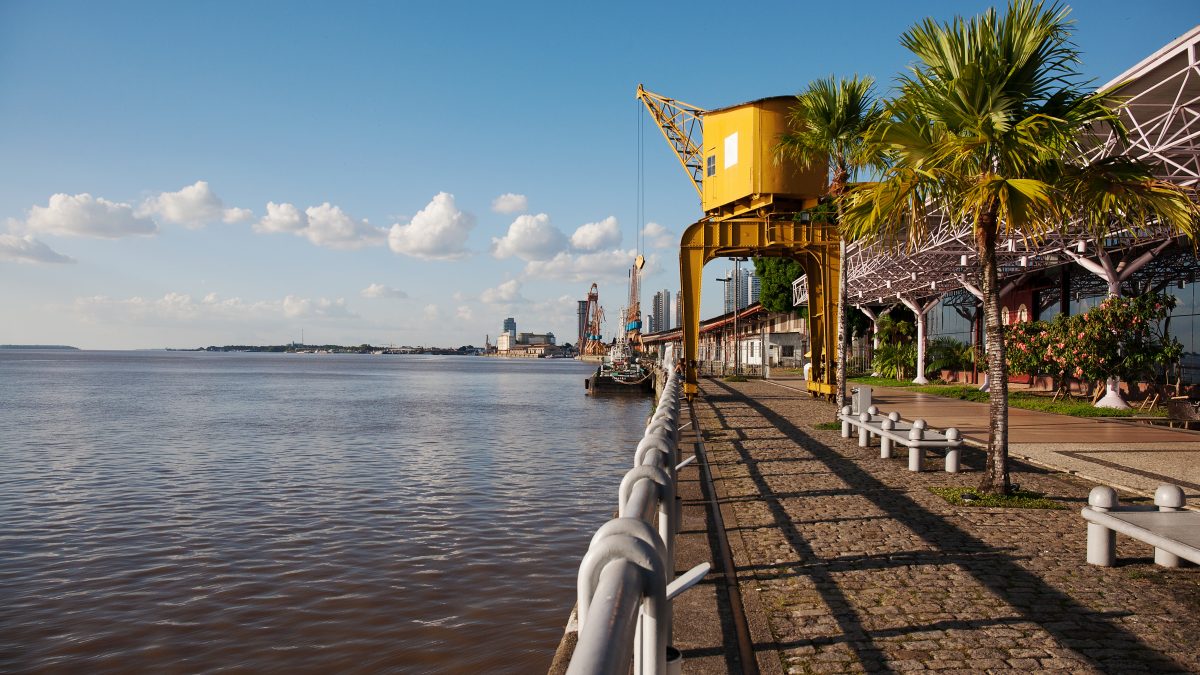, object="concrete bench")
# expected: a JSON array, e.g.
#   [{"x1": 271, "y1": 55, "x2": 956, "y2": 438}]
[
  {"x1": 839, "y1": 405, "x2": 963, "y2": 473},
  {"x1": 1082, "y1": 484, "x2": 1200, "y2": 568}
]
